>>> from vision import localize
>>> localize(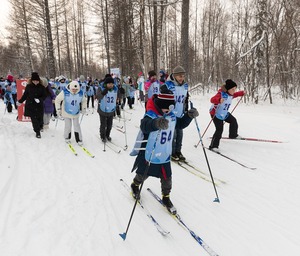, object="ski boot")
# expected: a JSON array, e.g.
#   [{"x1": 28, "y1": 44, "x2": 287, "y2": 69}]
[
  {"x1": 131, "y1": 182, "x2": 140, "y2": 200},
  {"x1": 162, "y1": 195, "x2": 177, "y2": 215}
]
